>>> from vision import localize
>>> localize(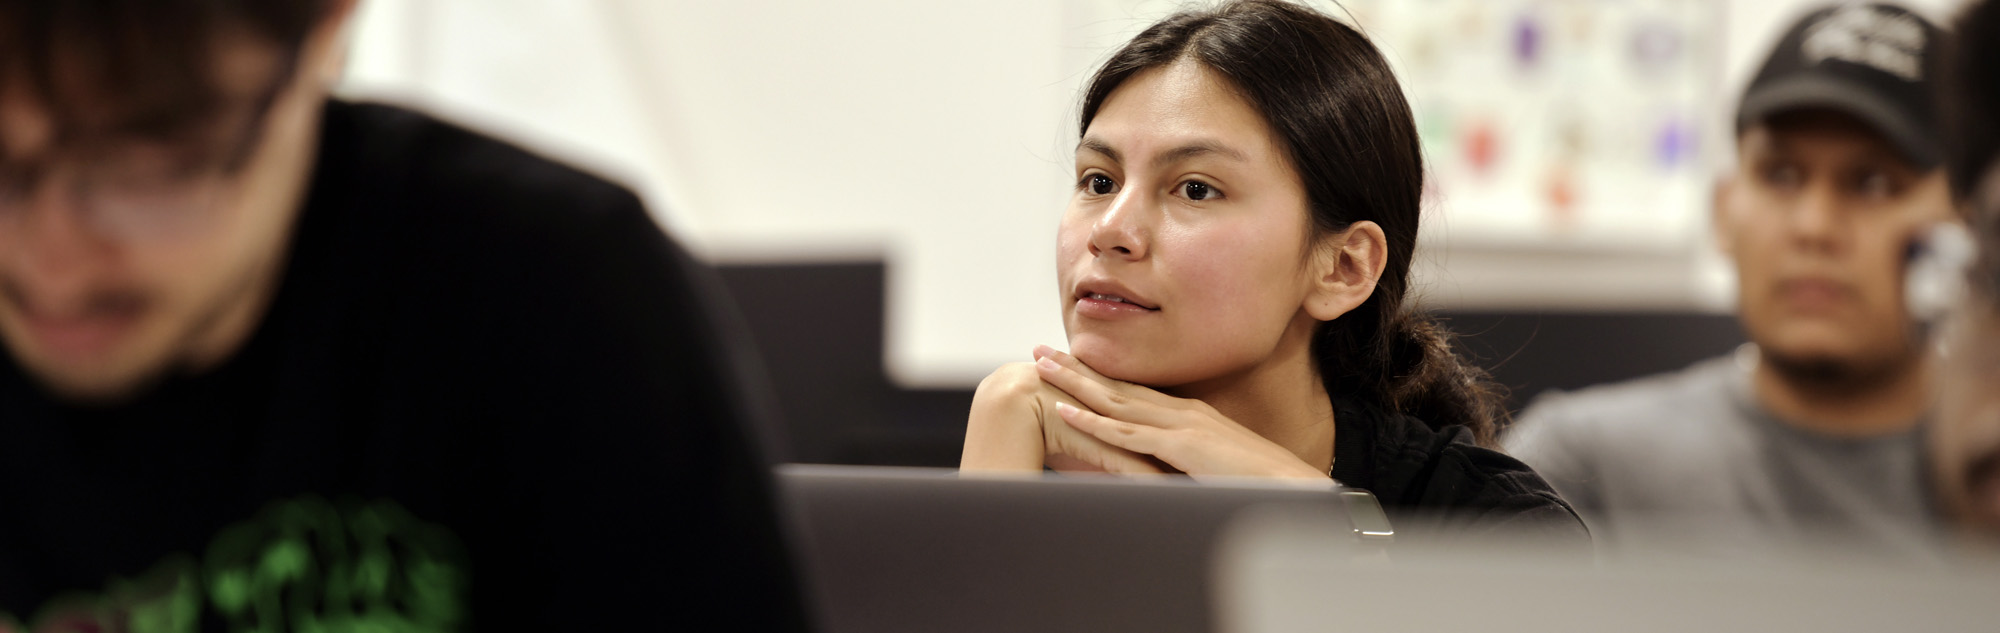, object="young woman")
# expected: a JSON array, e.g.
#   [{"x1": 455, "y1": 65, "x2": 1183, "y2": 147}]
[{"x1": 961, "y1": 0, "x2": 1585, "y2": 538}]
